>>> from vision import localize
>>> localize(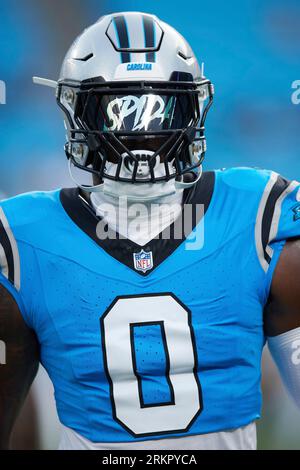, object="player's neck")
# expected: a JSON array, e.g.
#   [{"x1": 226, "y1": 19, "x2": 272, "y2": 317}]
[{"x1": 89, "y1": 182, "x2": 184, "y2": 246}]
